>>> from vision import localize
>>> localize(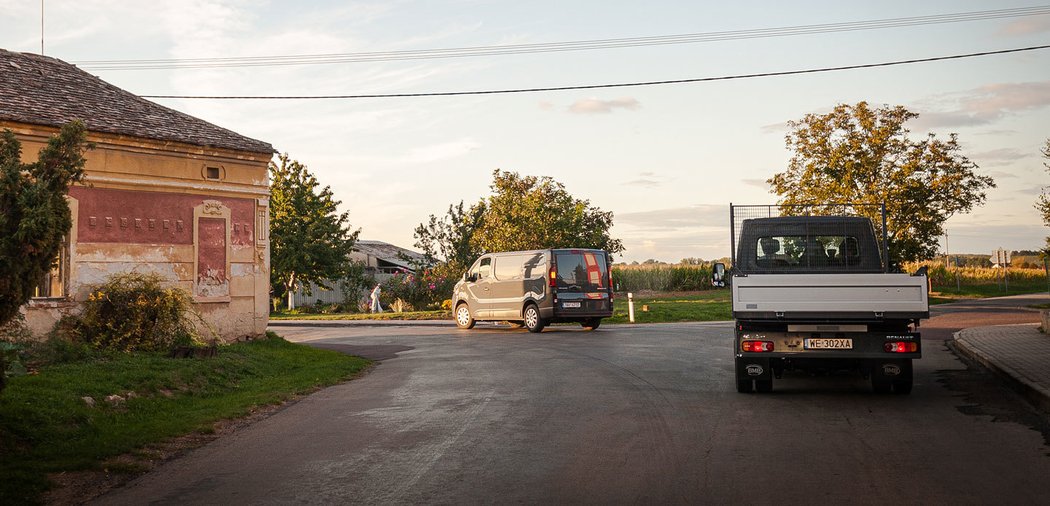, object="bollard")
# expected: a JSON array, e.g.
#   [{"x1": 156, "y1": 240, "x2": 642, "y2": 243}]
[{"x1": 628, "y1": 292, "x2": 635, "y2": 323}]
